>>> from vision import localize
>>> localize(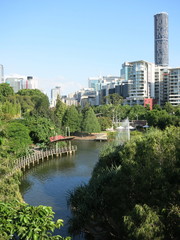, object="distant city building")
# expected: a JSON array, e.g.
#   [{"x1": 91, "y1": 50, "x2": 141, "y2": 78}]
[
  {"x1": 154, "y1": 12, "x2": 169, "y2": 66},
  {"x1": 0, "y1": 64, "x2": 4, "y2": 83},
  {"x1": 168, "y1": 68, "x2": 180, "y2": 106},
  {"x1": 88, "y1": 76, "x2": 121, "y2": 92},
  {"x1": 5, "y1": 77, "x2": 24, "y2": 93},
  {"x1": 88, "y1": 77, "x2": 102, "y2": 91},
  {"x1": 51, "y1": 86, "x2": 61, "y2": 107},
  {"x1": 88, "y1": 76, "x2": 123, "y2": 105},
  {"x1": 26, "y1": 76, "x2": 38, "y2": 89},
  {"x1": 73, "y1": 88, "x2": 99, "y2": 107},
  {"x1": 80, "y1": 88, "x2": 98, "y2": 107},
  {"x1": 120, "y1": 62, "x2": 132, "y2": 81},
  {"x1": 154, "y1": 66, "x2": 169, "y2": 106},
  {"x1": 61, "y1": 95, "x2": 78, "y2": 106},
  {"x1": 5, "y1": 75, "x2": 38, "y2": 93},
  {"x1": 115, "y1": 83, "x2": 129, "y2": 99}
]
